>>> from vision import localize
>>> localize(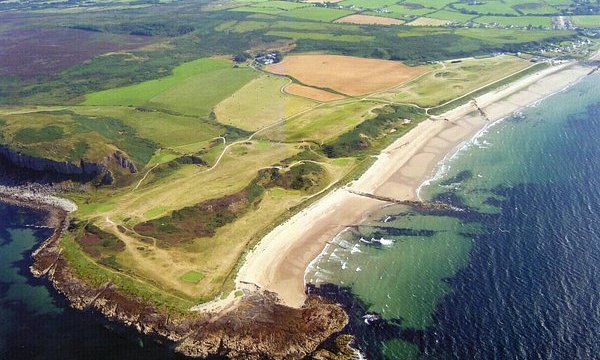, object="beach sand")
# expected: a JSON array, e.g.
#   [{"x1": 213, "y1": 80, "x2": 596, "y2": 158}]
[{"x1": 236, "y1": 62, "x2": 592, "y2": 308}]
